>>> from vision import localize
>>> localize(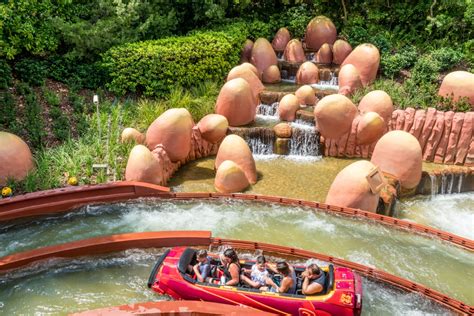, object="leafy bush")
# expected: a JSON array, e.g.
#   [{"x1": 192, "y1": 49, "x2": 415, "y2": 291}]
[
  {"x1": 0, "y1": 90, "x2": 17, "y2": 131},
  {"x1": 381, "y1": 46, "x2": 418, "y2": 78},
  {"x1": 14, "y1": 59, "x2": 48, "y2": 86},
  {"x1": 0, "y1": 60, "x2": 12, "y2": 89},
  {"x1": 48, "y1": 55, "x2": 107, "y2": 89},
  {"x1": 18, "y1": 83, "x2": 45, "y2": 149},
  {"x1": 409, "y1": 55, "x2": 441, "y2": 85},
  {"x1": 430, "y1": 47, "x2": 463, "y2": 71}
]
